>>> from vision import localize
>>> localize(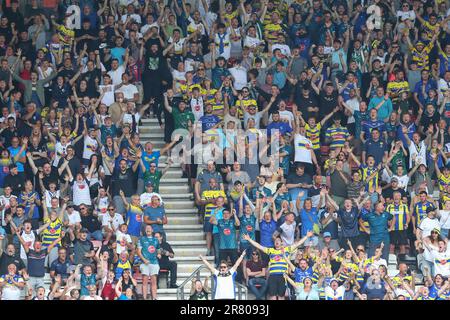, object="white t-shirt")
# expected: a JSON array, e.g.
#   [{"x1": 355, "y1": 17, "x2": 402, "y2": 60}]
[
  {"x1": 99, "y1": 85, "x2": 116, "y2": 106},
  {"x1": 168, "y1": 37, "x2": 186, "y2": 54},
  {"x1": 38, "y1": 66, "x2": 54, "y2": 88},
  {"x1": 279, "y1": 221, "x2": 296, "y2": 246},
  {"x1": 107, "y1": 65, "x2": 126, "y2": 85},
  {"x1": 346, "y1": 98, "x2": 360, "y2": 124},
  {"x1": 53, "y1": 141, "x2": 70, "y2": 167},
  {"x1": 72, "y1": 180, "x2": 92, "y2": 206},
  {"x1": 0, "y1": 277, "x2": 24, "y2": 300},
  {"x1": 408, "y1": 141, "x2": 426, "y2": 168},
  {"x1": 244, "y1": 35, "x2": 263, "y2": 48},
  {"x1": 0, "y1": 195, "x2": 14, "y2": 226},
  {"x1": 116, "y1": 84, "x2": 138, "y2": 101},
  {"x1": 213, "y1": 269, "x2": 236, "y2": 300},
  {"x1": 439, "y1": 78, "x2": 450, "y2": 100},
  {"x1": 121, "y1": 14, "x2": 141, "y2": 24},
  {"x1": 294, "y1": 134, "x2": 313, "y2": 164},
  {"x1": 272, "y1": 44, "x2": 291, "y2": 57},
  {"x1": 188, "y1": 17, "x2": 206, "y2": 36},
  {"x1": 66, "y1": 210, "x2": 81, "y2": 226},
  {"x1": 190, "y1": 97, "x2": 204, "y2": 121},
  {"x1": 397, "y1": 10, "x2": 416, "y2": 22},
  {"x1": 140, "y1": 23, "x2": 159, "y2": 35},
  {"x1": 20, "y1": 231, "x2": 36, "y2": 260},
  {"x1": 325, "y1": 286, "x2": 345, "y2": 300},
  {"x1": 269, "y1": 110, "x2": 295, "y2": 128},
  {"x1": 439, "y1": 210, "x2": 450, "y2": 229},
  {"x1": 123, "y1": 112, "x2": 141, "y2": 133},
  {"x1": 419, "y1": 218, "x2": 441, "y2": 238},
  {"x1": 102, "y1": 213, "x2": 124, "y2": 232},
  {"x1": 44, "y1": 190, "x2": 60, "y2": 208},
  {"x1": 392, "y1": 174, "x2": 409, "y2": 191},
  {"x1": 431, "y1": 247, "x2": 450, "y2": 277},
  {"x1": 96, "y1": 196, "x2": 110, "y2": 219},
  {"x1": 83, "y1": 135, "x2": 98, "y2": 161},
  {"x1": 228, "y1": 66, "x2": 247, "y2": 91},
  {"x1": 115, "y1": 230, "x2": 132, "y2": 255}
]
